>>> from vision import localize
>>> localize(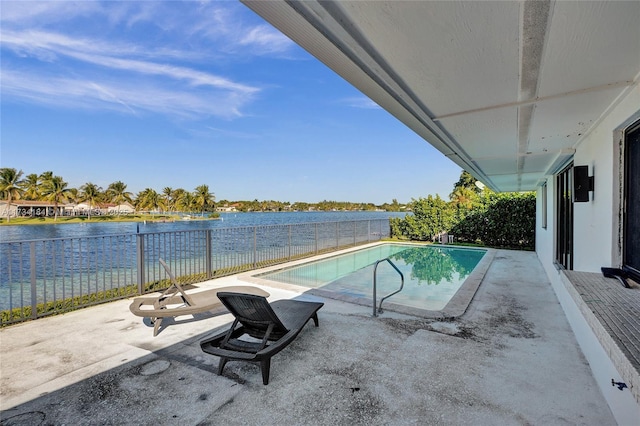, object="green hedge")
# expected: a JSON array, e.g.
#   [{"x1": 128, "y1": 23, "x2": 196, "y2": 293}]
[
  {"x1": 390, "y1": 195, "x2": 453, "y2": 241},
  {"x1": 391, "y1": 192, "x2": 535, "y2": 250},
  {"x1": 451, "y1": 192, "x2": 535, "y2": 250}
]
